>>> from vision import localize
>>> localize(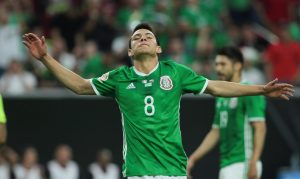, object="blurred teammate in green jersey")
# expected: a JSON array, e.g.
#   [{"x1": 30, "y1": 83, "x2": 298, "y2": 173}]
[
  {"x1": 188, "y1": 47, "x2": 266, "y2": 179},
  {"x1": 0, "y1": 94, "x2": 7, "y2": 148},
  {"x1": 23, "y1": 24, "x2": 293, "y2": 179}
]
